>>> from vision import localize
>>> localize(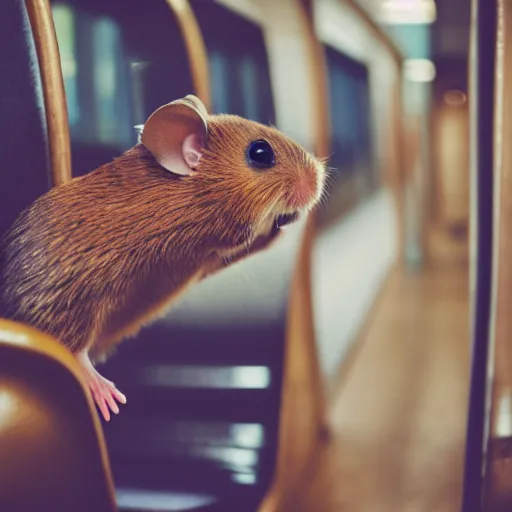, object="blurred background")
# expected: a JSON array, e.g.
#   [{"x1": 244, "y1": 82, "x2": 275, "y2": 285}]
[{"x1": 0, "y1": 0, "x2": 484, "y2": 511}]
